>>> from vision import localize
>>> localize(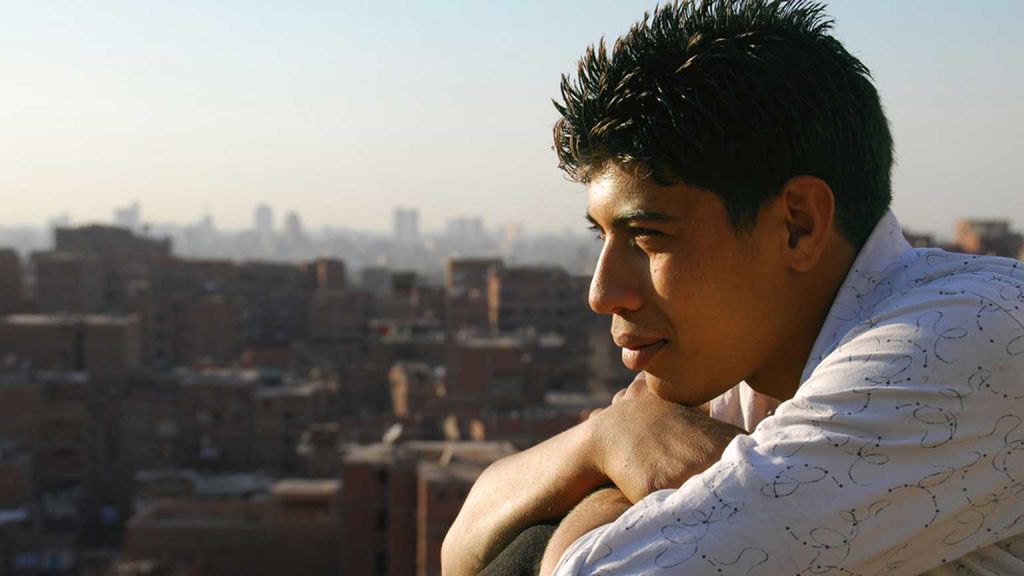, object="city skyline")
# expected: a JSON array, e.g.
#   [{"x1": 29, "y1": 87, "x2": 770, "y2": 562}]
[{"x1": 3, "y1": 1, "x2": 1023, "y2": 236}]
